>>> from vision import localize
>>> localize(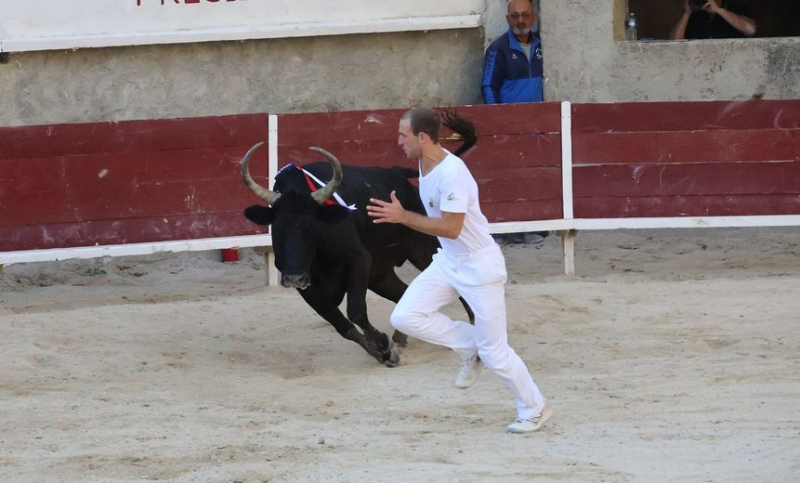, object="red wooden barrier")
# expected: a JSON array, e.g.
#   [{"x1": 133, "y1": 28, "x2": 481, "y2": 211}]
[
  {"x1": 572, "y1": 100, "x2": 800, "y2": 218},
  {"x1": 2, "y1": 100, "x2": 797, "y2": 259},
  {"x1": 0, "y1": 114, "x2": 270, "y2": 251}
]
